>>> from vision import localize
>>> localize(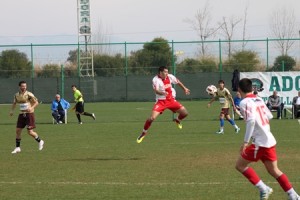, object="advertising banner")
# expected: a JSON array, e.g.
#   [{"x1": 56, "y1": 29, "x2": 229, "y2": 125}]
[{"x1": 240, "y1": 72, "x2": 300, "y2": 106}]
